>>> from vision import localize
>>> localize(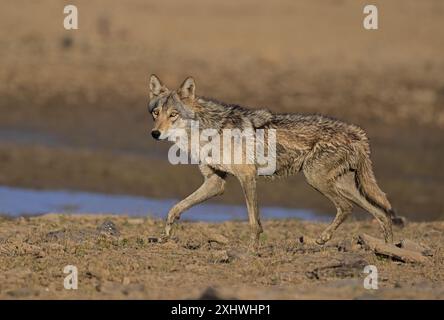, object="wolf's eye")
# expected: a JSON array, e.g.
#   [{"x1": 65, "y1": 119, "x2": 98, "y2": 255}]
[
  {"x1": 170, "y1": 112, "x2": 178, "y2": 118},
  {"x1": 152, "y1": 109, "x2": 159, "y2": 117}
]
